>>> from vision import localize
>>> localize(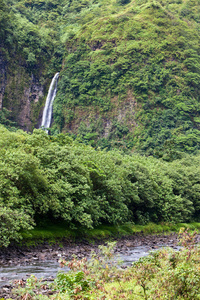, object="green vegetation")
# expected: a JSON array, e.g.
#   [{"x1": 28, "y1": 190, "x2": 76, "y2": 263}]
[
  {"x1": 0, "y1": 0, "x2": 65, "y2": 129},
  {"x1": 20, "y1": 221, "x2": 200, "y2": 245},
  {"x1": 12, "y1": 230, "x2": 200, "y2": 299},
  {"x1": 1, "y1": 124, "x2": 200, "y2": 247},
  {"x1": 0, "y1": 0, "x2": 200, "y2": 156},
  {"x1": 51, "y1": 0, "x2": 200, "y2": 157},
  {"x1": 1, "y1": 1, "x2": 200, "y2": 297}
]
